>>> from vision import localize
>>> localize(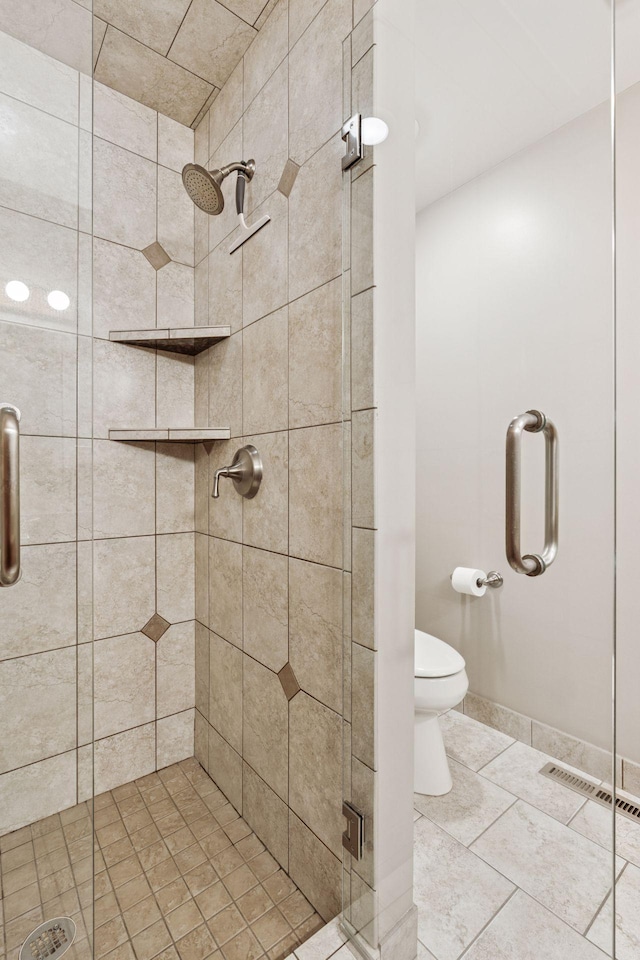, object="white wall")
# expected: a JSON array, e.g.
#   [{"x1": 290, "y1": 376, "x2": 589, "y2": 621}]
[{"x1": 415, "y1": 95, "x2": 617, "y2": 753}]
